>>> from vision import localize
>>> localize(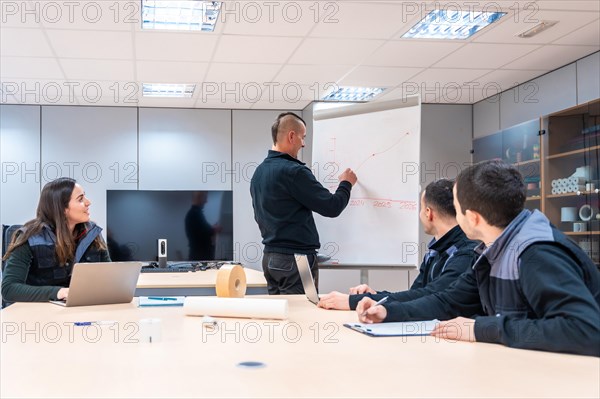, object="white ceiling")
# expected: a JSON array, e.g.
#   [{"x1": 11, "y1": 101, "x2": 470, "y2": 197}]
[{"x1": 0, "y1": 0, "x2": 598, "y2": 109}]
